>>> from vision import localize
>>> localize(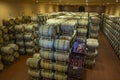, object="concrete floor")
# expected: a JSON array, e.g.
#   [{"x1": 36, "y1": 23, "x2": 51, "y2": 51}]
[{"x1": 0, "y1": 32, "x2": 120, "y2": 80}]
